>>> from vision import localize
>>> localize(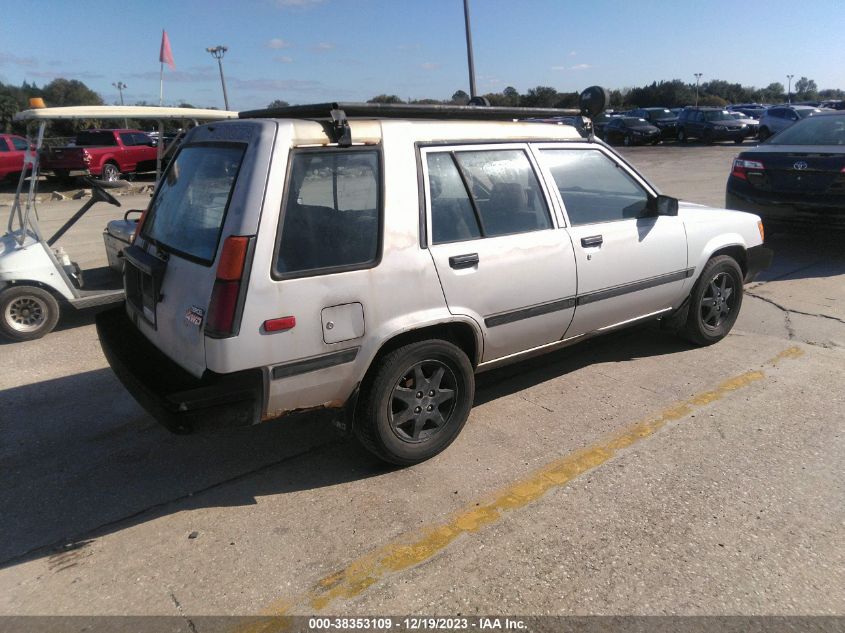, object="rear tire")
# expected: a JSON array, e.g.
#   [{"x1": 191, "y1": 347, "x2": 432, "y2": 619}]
[
  {"x1": 0, "y1": 285, "x2": 60, "y2": 342},
  {"x1": 356, "y1": 339, "x2": 474, "y2": 466},
  {"x1": 101, "y1": 162, "x2": 120, "y2": 182},
  {"x1": 623, "y1": 134, "x2": 632, "y2": 147},
  {"x1": 681, "y1": 255, "x2": 744, "y2": 346},
  {"x1": 734, "y1": 136, "x2": 744, "y2": 144},
  {"x1": 677, "y1": 128, "x2": 687, "y2": 143}
]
